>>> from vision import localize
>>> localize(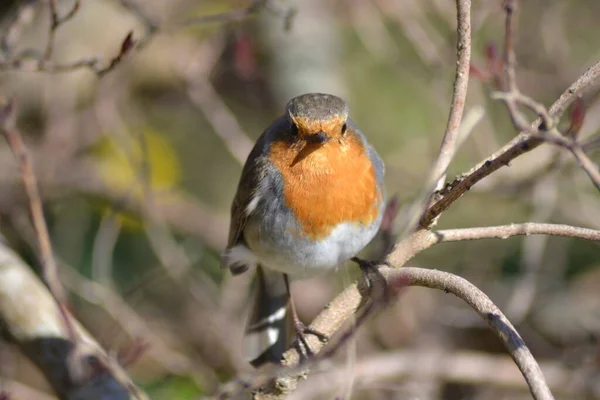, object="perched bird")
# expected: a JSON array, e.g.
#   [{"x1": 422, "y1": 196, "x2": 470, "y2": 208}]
[{"x1": 221, "y1": 93, "x2": 385, "y2": 366}]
